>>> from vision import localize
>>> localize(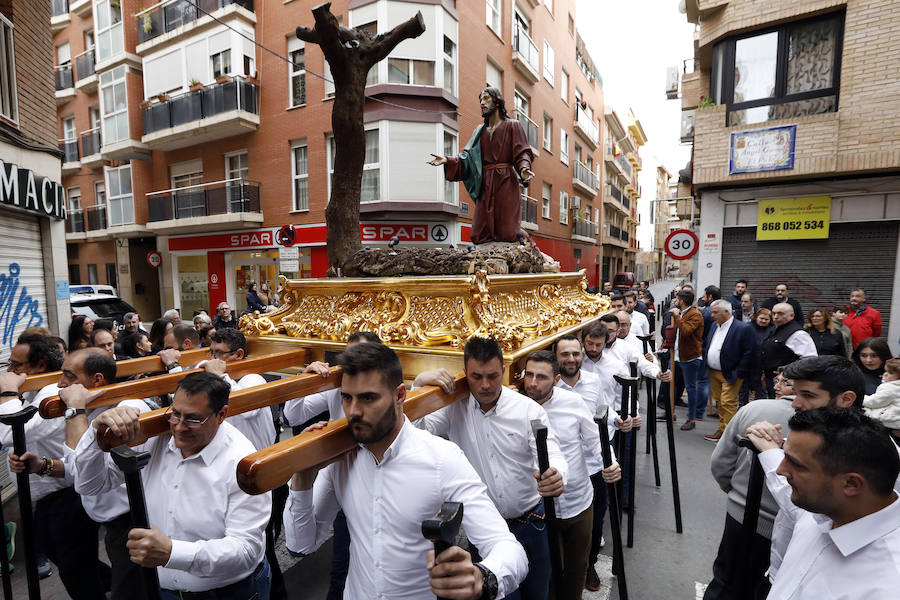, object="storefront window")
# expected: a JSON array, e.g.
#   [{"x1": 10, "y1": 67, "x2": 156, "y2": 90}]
[{"x1": 177, "y1": 255, "x2": 209, "y2": 319}]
